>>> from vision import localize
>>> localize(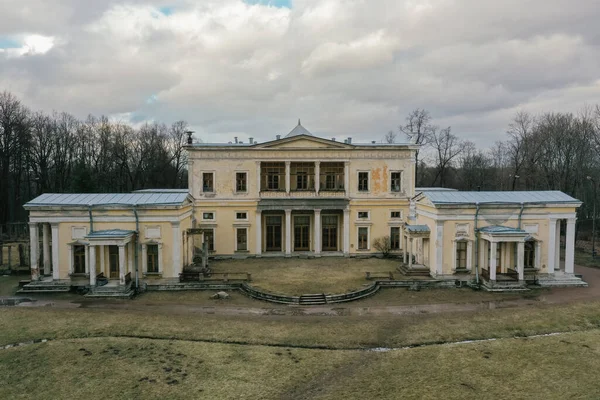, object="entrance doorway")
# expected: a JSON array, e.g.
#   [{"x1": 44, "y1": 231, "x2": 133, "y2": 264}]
[
  {"x1": 322, "y1": 215, "x2": 338, "y2": 251},
  {"x1": 265, "y1": 216, "x2": 282, "y2": 251},
  {"x1": 108, "y1": 245, "x2": 119, "y2": 279},
  {"x1": 294, "y1": 215, "x2": 310, "y2": 251}
]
